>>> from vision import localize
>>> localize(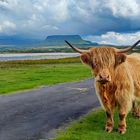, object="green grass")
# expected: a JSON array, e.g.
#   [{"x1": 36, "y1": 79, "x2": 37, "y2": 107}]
[
  {"x1": 0, "y1": 58, "x2": 91, "y2": 94},
  {"x1": 54, "y1": 109, "x2": 140, "y2": 140}
]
